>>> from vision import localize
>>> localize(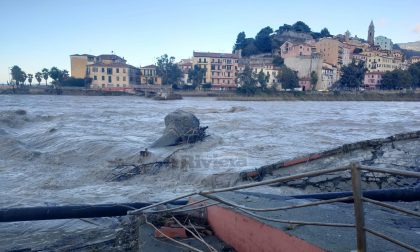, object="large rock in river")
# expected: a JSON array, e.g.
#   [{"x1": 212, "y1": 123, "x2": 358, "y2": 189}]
[{"x1": 151, "y1": 110, "x2": 207, "y2": 148}]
